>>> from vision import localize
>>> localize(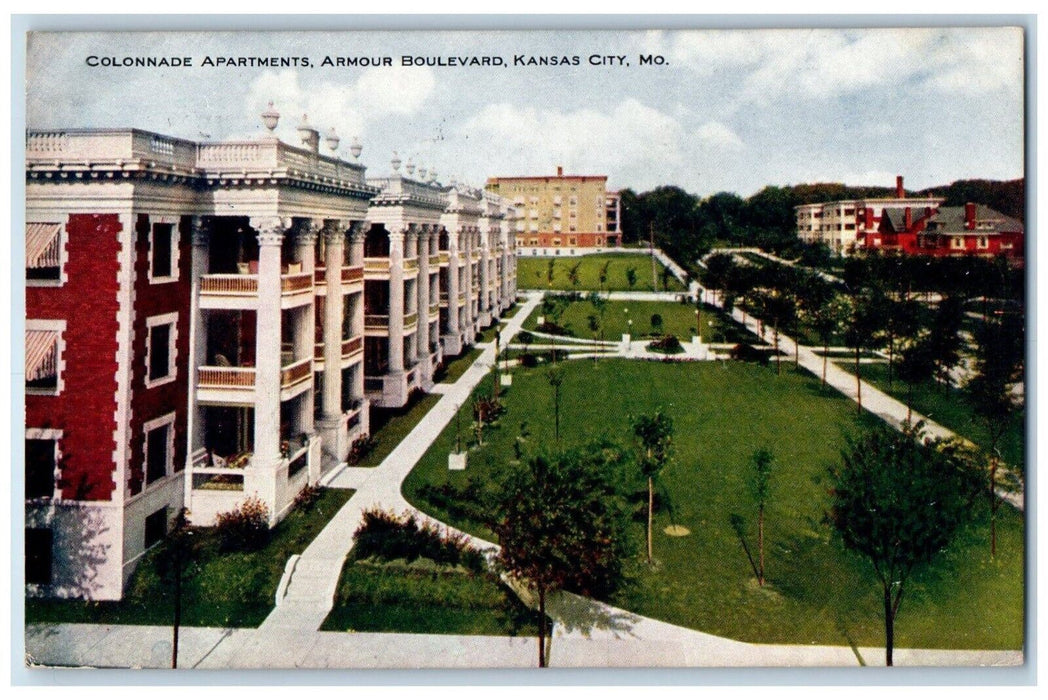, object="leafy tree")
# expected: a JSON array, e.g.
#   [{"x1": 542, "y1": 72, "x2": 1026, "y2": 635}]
[
  {"x1": 567, "y1": 260, "x2": 582, "y2": 291},
  {"x1": 494, "y1": 446, "x2": 632, "y2": 667},
  {"x1": 927, "y1": 296, "x2": 965, "y2": 391},
  {"x1": 598, "y1": 259, "x2": 611, "y2": 294},
  {"x1": 546, "y1": 367, "x2": 565, "y2": 444},
  {"x1": 828, "y1": 422, "x2": 982, "y2": 666},
  {"x1": 843, "y1": 291, "x2": 886, "y2": 414},
  {"x1": 625, "y1": 265, "x2": 637, "y2": 292},
  {"x1": 748, "y1": 448, "x2": 774, "y2": 587},
  {"x1": 967, "y1": 309, "x2": 1024, "y2": 558},
  {"x1": 632, "y1": 410, "x2": 675, "y2": 565},
  {"x1": 796, "y1": 274, "x2": 845, "y2": 386},
  {"x1": 545, "y1": 258, "x2": 556, "y2": 288},
  {"x1": 650, "y1": 313, "x2": 664, "y2": 337},
  {"x1": 896, "y1": 337, "x2": 936, "y2": 423},
  {"x1": 877, "y1": 292, "x2": 922, "y2": 389}
]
